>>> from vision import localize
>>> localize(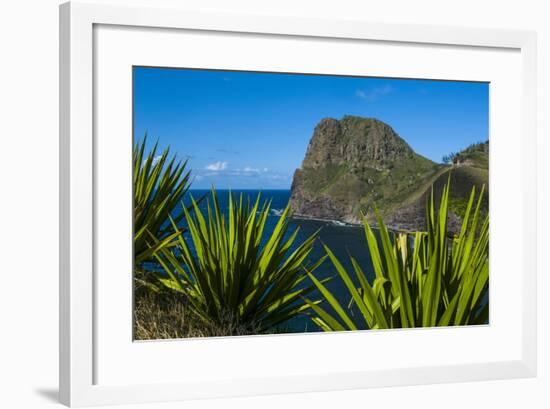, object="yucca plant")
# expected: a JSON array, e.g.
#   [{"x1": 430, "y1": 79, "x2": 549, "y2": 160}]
[
  {"x1": 133, "y1": 136, "x2": 194, "y2": 268},
  {"x1": 306, "y1": 180, "x2": 489, "y2": 330},
  {"x1": 153, "y1": 189, "x2": 324, "y2": 333}
]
